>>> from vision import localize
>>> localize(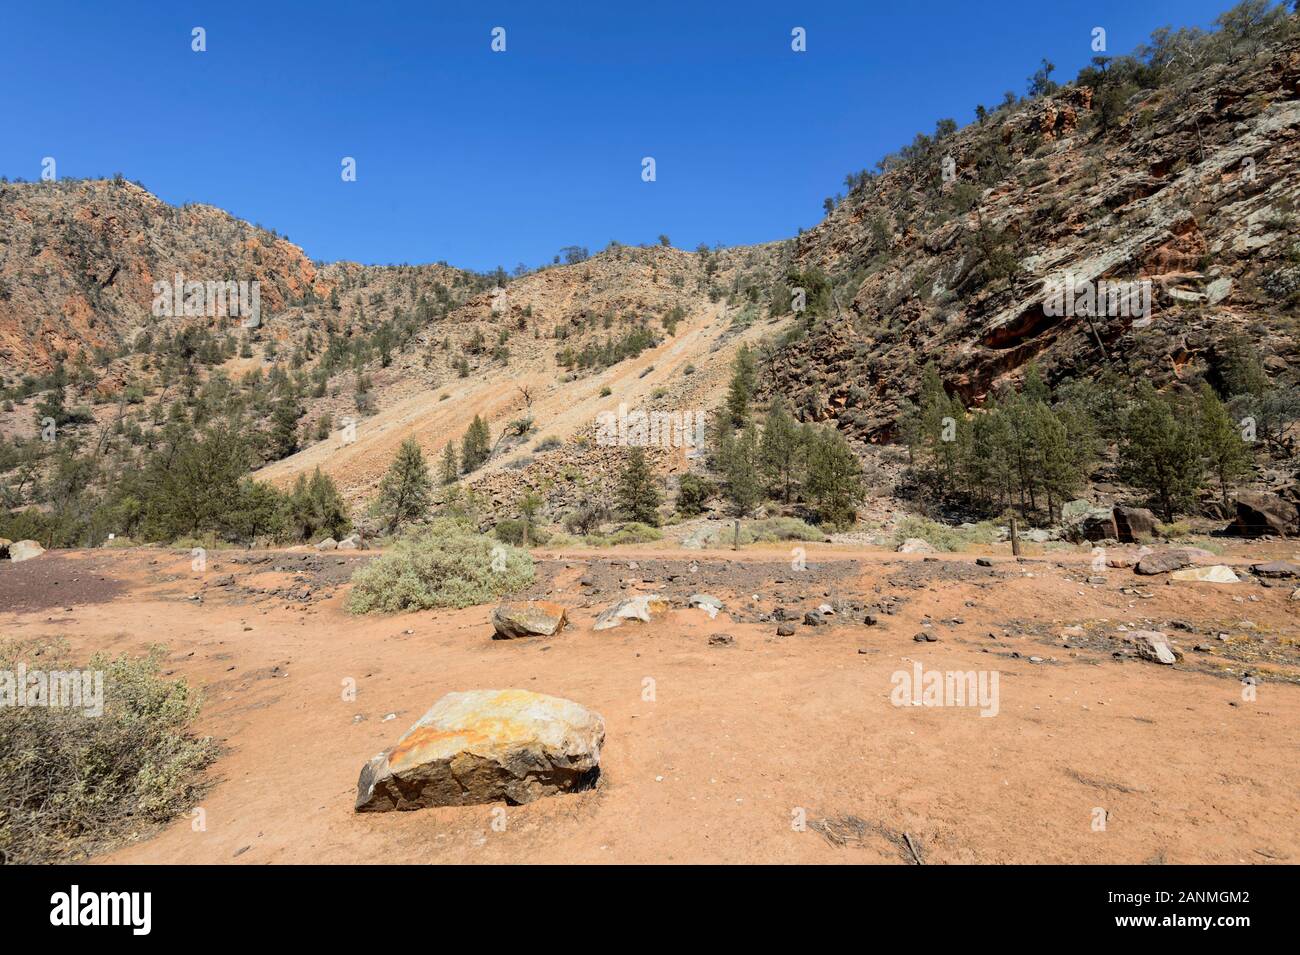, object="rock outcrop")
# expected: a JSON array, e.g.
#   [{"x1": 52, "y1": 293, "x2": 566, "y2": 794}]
[
  {"x1": 1113, "y1": 506, "x2": 1158, "y2": 543},
  {"x1": 767, "y1": 34, "x2": 1300, "y2": 448},
  {"x1": 1225, "y1": 491, "x2": 1299, "y2": 537},
  {"x1": 1135, "y1": 550, "x2": 1195, "y2": 575}
]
